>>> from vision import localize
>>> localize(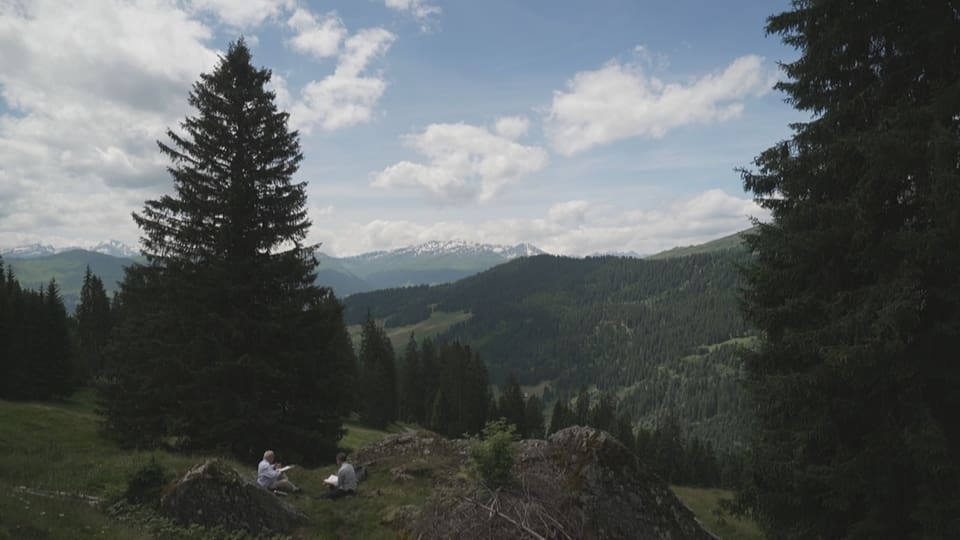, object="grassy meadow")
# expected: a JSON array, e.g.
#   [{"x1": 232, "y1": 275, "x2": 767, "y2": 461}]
[{"x1": 0, "y1": 389, "x2": 759, "y2": 539}]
